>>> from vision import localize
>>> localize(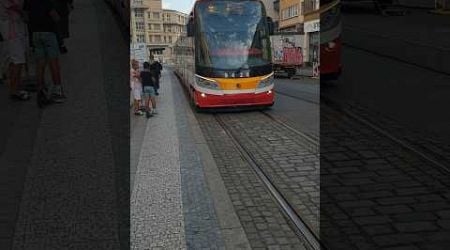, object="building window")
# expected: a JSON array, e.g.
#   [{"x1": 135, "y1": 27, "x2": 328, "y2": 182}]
[
  {"x1": 155, "y1": 35, "x2": 161, "y2": 43},
  {"x1": 134, "y1": 10, "x2": 144, "y2": 18},
  {"x1": 136, "y1": 22, "x2": 144, "y2": 31},
  {"x1": 149, "y1": 35, "x2": 153, "y2": 42},
  {"x1": 302, "y1": 0, "x2": 319, "y2": 14},
  {"x1": 169, "y1": 36, "x2": 172, "y2": 43},
  {"x1": 153, "y1": 12, "x2": 160, "y2": 19},
  {"x1": 154, "y1": 24, "x2": 161, "y2": 31},
  {"x1": 282, "y1": 4, "x2": 299, "y2": 20},
  {"x1": 136, "y1": 34, "x2": 145, "y2": 43}
]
